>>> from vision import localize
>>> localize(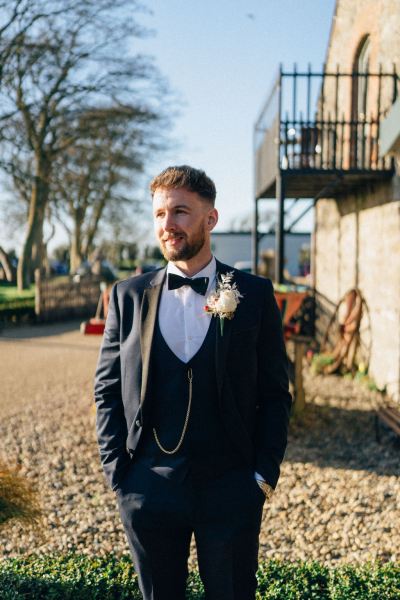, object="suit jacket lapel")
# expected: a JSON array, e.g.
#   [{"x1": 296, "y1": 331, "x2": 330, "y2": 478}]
[
  {"x1": 215, "y1": 260, "x2": 234, "y2": 397},
  {"x1": 140, "y1": 267, "x2": 166, "y2": 407}
]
